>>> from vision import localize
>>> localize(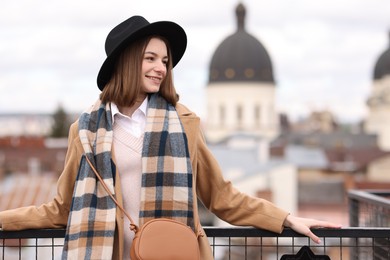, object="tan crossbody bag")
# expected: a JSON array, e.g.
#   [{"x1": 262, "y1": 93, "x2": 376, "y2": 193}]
[{"x1": 85, "y1": 156, "x2": 201, "y2": 260}]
